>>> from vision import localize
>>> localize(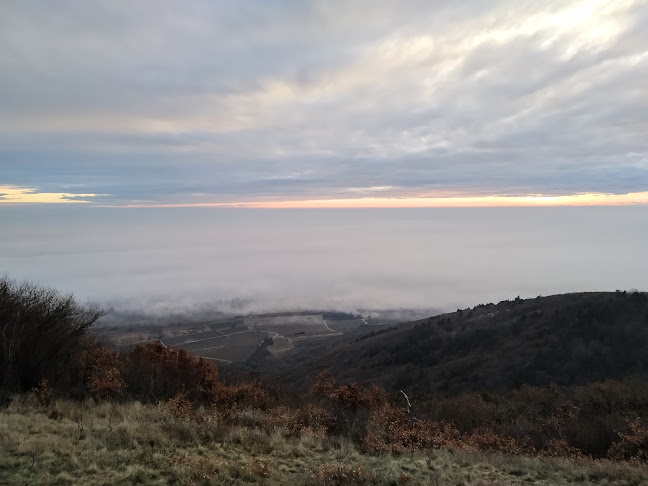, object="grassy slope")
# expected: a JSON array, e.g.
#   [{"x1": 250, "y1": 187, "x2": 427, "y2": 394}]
[
  {"x1": 258, "y1": 292, "x2": 648, "y2": 395},
  {"x1": 2, "y1": 395, "x2": 647, "y2": 486}
]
